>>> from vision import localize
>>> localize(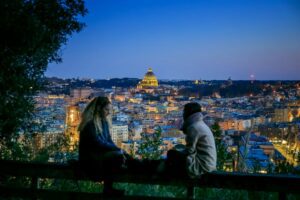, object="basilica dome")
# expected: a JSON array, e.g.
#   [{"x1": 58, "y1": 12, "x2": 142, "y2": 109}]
[{"x1": 137, "y1": 68, "x2": 159, "y2": 89}]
